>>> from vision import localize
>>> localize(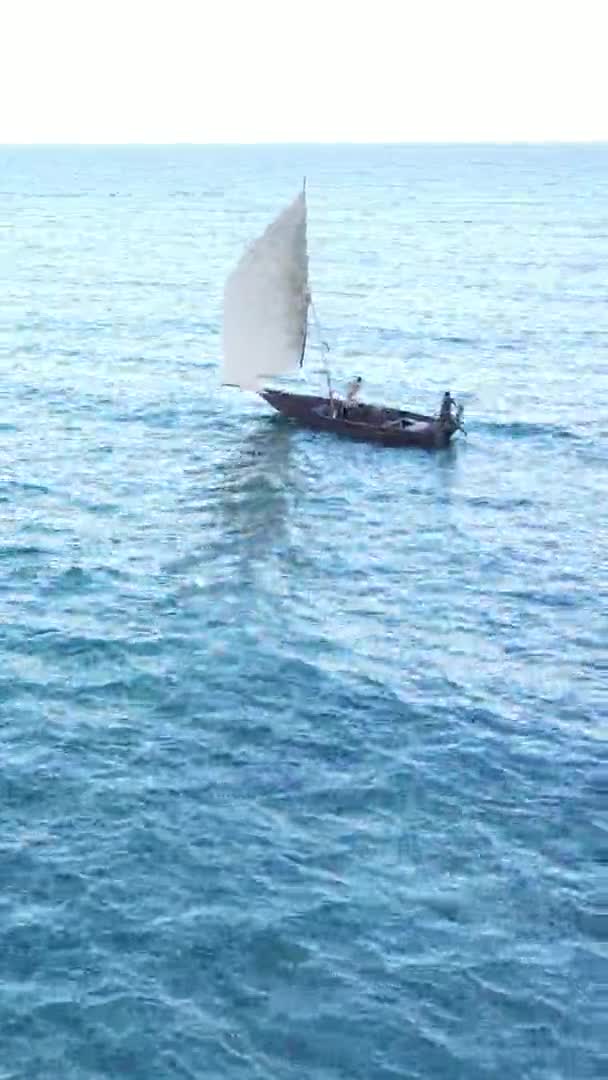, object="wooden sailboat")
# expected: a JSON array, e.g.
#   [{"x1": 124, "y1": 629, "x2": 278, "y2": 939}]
[{"x1": 221, "y1": 186, "x2": 464, "y2": 449}]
